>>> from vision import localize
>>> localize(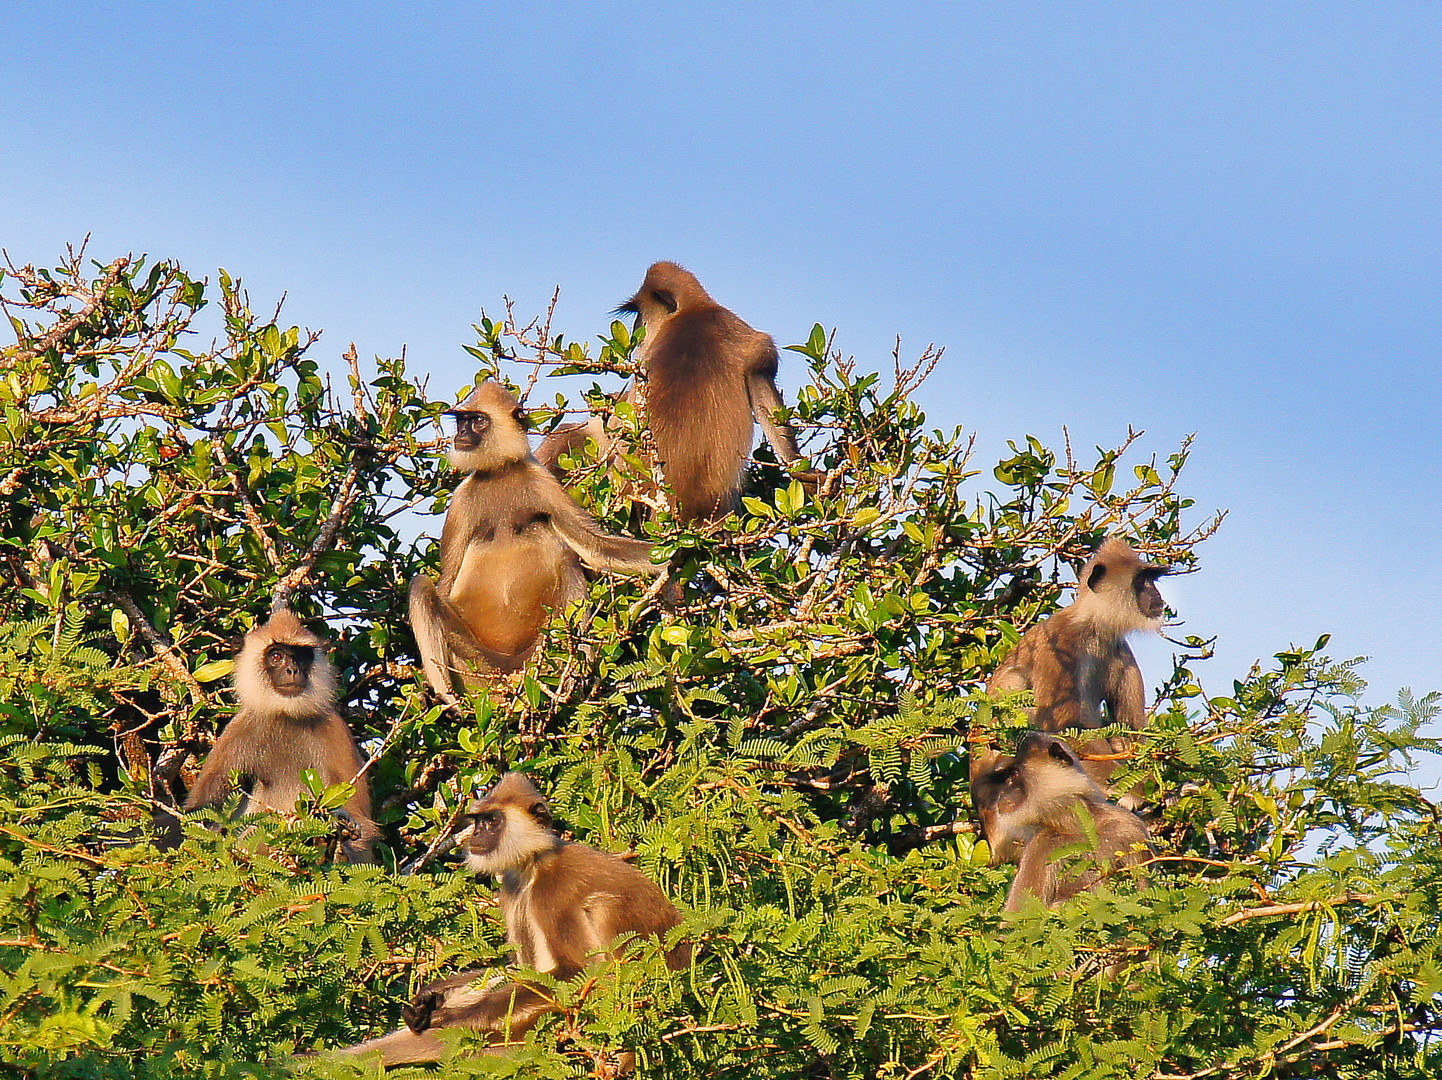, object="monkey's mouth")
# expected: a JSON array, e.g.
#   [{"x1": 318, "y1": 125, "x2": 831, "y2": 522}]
[{"x1": 272, "y1": 681, "x2": 307, "y2": 697}]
